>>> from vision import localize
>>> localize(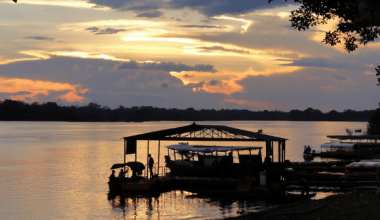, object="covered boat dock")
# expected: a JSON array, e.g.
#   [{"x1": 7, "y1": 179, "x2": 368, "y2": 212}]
[{"x1": 122, "y1": 122, "x2": 288, "y2": 177}]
